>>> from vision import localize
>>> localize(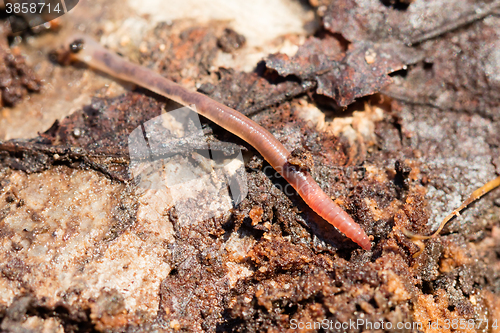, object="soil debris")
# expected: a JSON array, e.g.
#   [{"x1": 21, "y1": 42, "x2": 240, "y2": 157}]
[
  {"x1": 0, "y1": 24, "x2": 42, "y2": 107},
  {"x1": 0, "y1": 0, "x2": 500, "y2": 332}
]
